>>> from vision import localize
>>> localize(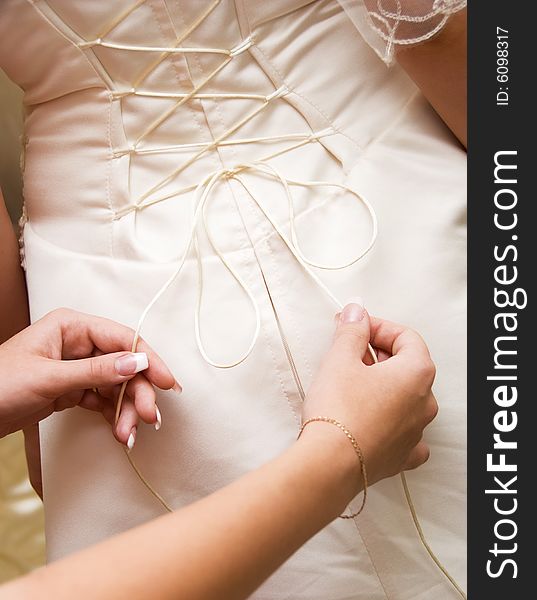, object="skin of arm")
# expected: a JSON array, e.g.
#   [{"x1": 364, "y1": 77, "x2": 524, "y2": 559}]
[
  {"x1": 0, "y1": 189, "x2": 29, "y2": 343},
  {"x1": 0, "y1": 304, "x2": 437, "y2": 600},
  {"x1": 4, "y1": 428, "x2": 361, "y2": 600},
  {"x1": 0, "y1": 188, "x2": 41, "y2": 493},
  {"x1": 396, "y1": 8, "x2": 467, "y2": 148}
]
